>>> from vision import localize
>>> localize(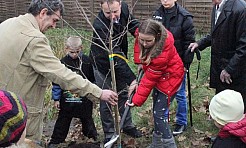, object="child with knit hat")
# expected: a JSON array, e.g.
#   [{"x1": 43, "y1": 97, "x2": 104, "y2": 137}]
[
  {"x1": 209, "y1": 89, "x2": 246, "y2": 148},
  {"x1": 0, "y1": 90, "x2": 27, "y2": 147}
]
